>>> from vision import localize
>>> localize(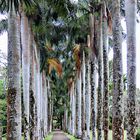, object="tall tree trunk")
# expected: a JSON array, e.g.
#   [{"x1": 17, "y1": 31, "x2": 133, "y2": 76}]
[
  {"x1": 126, "y1": 0, "x2": 137, "y2": 139},
  {"x1": 112, "y1": 0, "x2": 124, "y2": 139},
  {"x1": 7, "y1": 8, "x2": 21, "y2": 140},
  {"x1": 40, "y1": 73, "x2": 43, "y2": 139},
  {"x1": 29, "y1": 39, "x2": 37, "y2": 140},
  {"x1": 81, "y1": 51, "x2": 86, "y2": 139},
  {"x1": 48, "y1": 80, "x2": 52, "y2": 132},
  {"x1": 76, "y1": 72, "x2": 82, "y2": 138},
  {"x1": 71, "y1": 82, "x2": 76, "y2": 136},
  {"x1": 21, "y1": 11, "x2": 30, "y2": 140},
  {"x1": 43, "y1": 72, "x2": 48, "y2": 136},
  {"x1": 102, "y1": 3, "x2": 109, "y2": 140},
  {"x1": 68, "y1": 89, "x2": 72, "y2": 134},
  {"x1": 85, "y1": 36, "x2": 91, "y2": 140},
  {"x1": 89, "y1": 11, "x2": 97, "y2": 140},
  {"x1": 95, "y1": 6, "x2": 103, "y2": 140},
  {"x1": 91, "y1": 55, "x2": 97, "y2": 140},
  {"x1": 35, "y1": 48, "x2": 41, "y2": 139}
]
